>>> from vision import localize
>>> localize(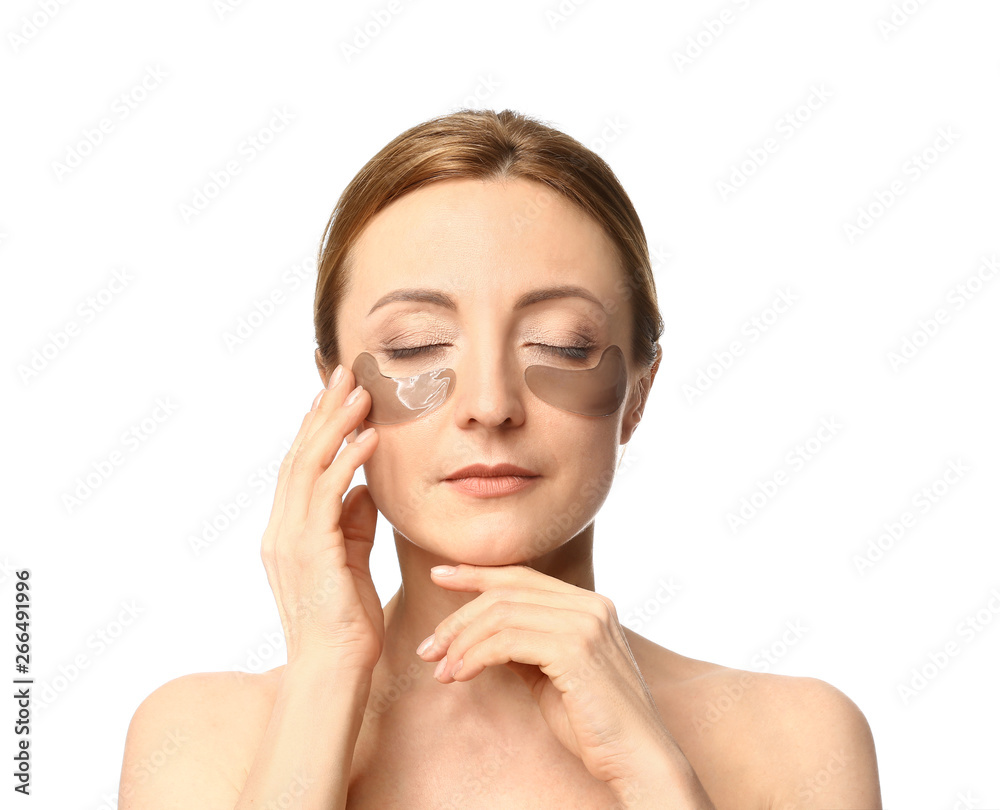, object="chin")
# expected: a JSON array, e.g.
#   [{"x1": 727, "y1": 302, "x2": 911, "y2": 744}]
[{"x1": 401, "y1": 518, "x2": 554, "y2": 567}]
